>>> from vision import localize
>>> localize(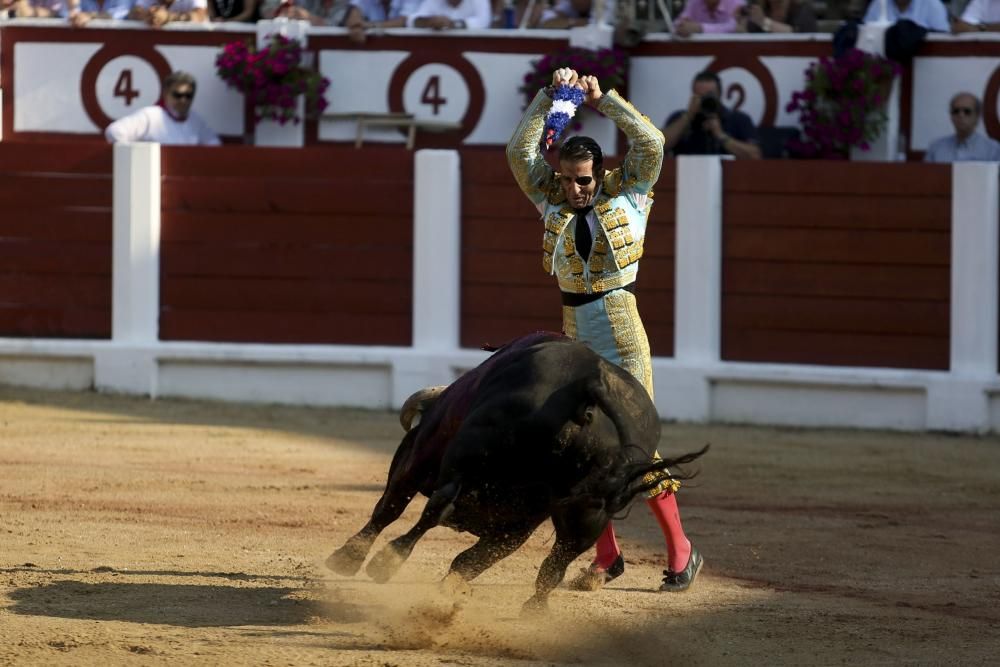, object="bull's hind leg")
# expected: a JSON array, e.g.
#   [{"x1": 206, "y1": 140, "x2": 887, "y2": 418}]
[
  {"x1": 365, "y1": 480, "x2": 462, "y2": 583},
  {"x1": 521, "y1": 508, "x2": 607, "y2": 615},
  {"x1": 326, "y1": 431, "x2": 426, "y2": 576}
]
